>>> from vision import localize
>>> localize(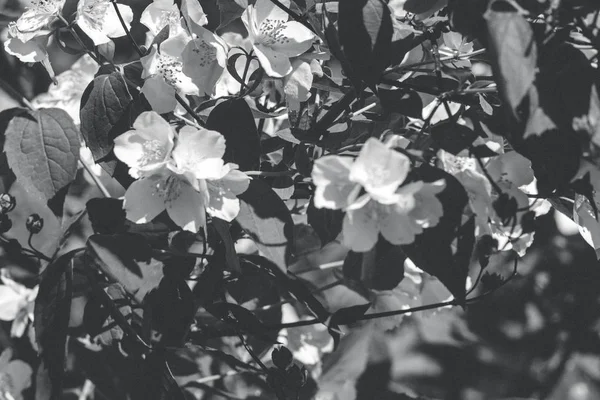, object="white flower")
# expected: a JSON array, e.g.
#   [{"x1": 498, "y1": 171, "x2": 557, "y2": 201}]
[
  {"x1": 140, "y1": 0, "x2": 207, "y2": 44},
  {"x1": 31, "y1": 54, "x2": 98, "y2": 125},
  {"x1": 5, "y1": 34, "x2": 55, "y2": 82},
  {"x1": 7, "y1": 0, "x2": 64, "y2": 42},
  {"x1": 438, "y1": 147, "x2": 547, "y2": 255},
  {"x1": 0, "y1": 271, "x2": 38, "y2": 339},
  {"x1": 242, "y1": 0, "x2": 315, "y2": 77},
  {"x1": 181, "y1": 26, "x2": 228, "y2": 96},
  {"x1": 140, "y1": 27, "x2": 199, "y2": 113},
  {"x1": 312, "y1": 138, "x2": 445, "y2": 252},
  {"x1": 113, "y1": 111, "x2": 175, "y2": 178},
  {"x1": 75, "y1": 0, "x2": 133, "y2": 46},
  {"x1": 113, "y1": 112, "x2": 250, "y2": 232}
]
